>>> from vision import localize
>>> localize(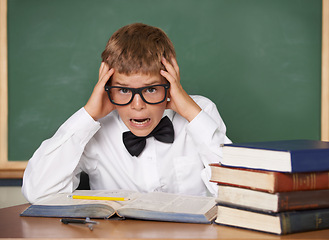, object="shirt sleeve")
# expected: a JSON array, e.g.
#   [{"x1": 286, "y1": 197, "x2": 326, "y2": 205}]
[
  {"x1": 186, "y1": 96, "x2": 232, "y2": 196},
  {"x1": 21, "y1": 108, "x2": 101, "y2": 203}
]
